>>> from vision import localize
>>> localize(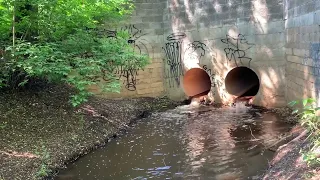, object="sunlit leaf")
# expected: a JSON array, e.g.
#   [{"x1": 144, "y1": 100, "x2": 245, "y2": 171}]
[
  {"x1": 292, "y1": 109, "x2": 299, "y2": 114},
  {"x1": 18, "y1": 79, "x2": 28, "y2": 87},
  {"x1": 288, "y1": 100, "x2": 298, "y2": 107}
]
